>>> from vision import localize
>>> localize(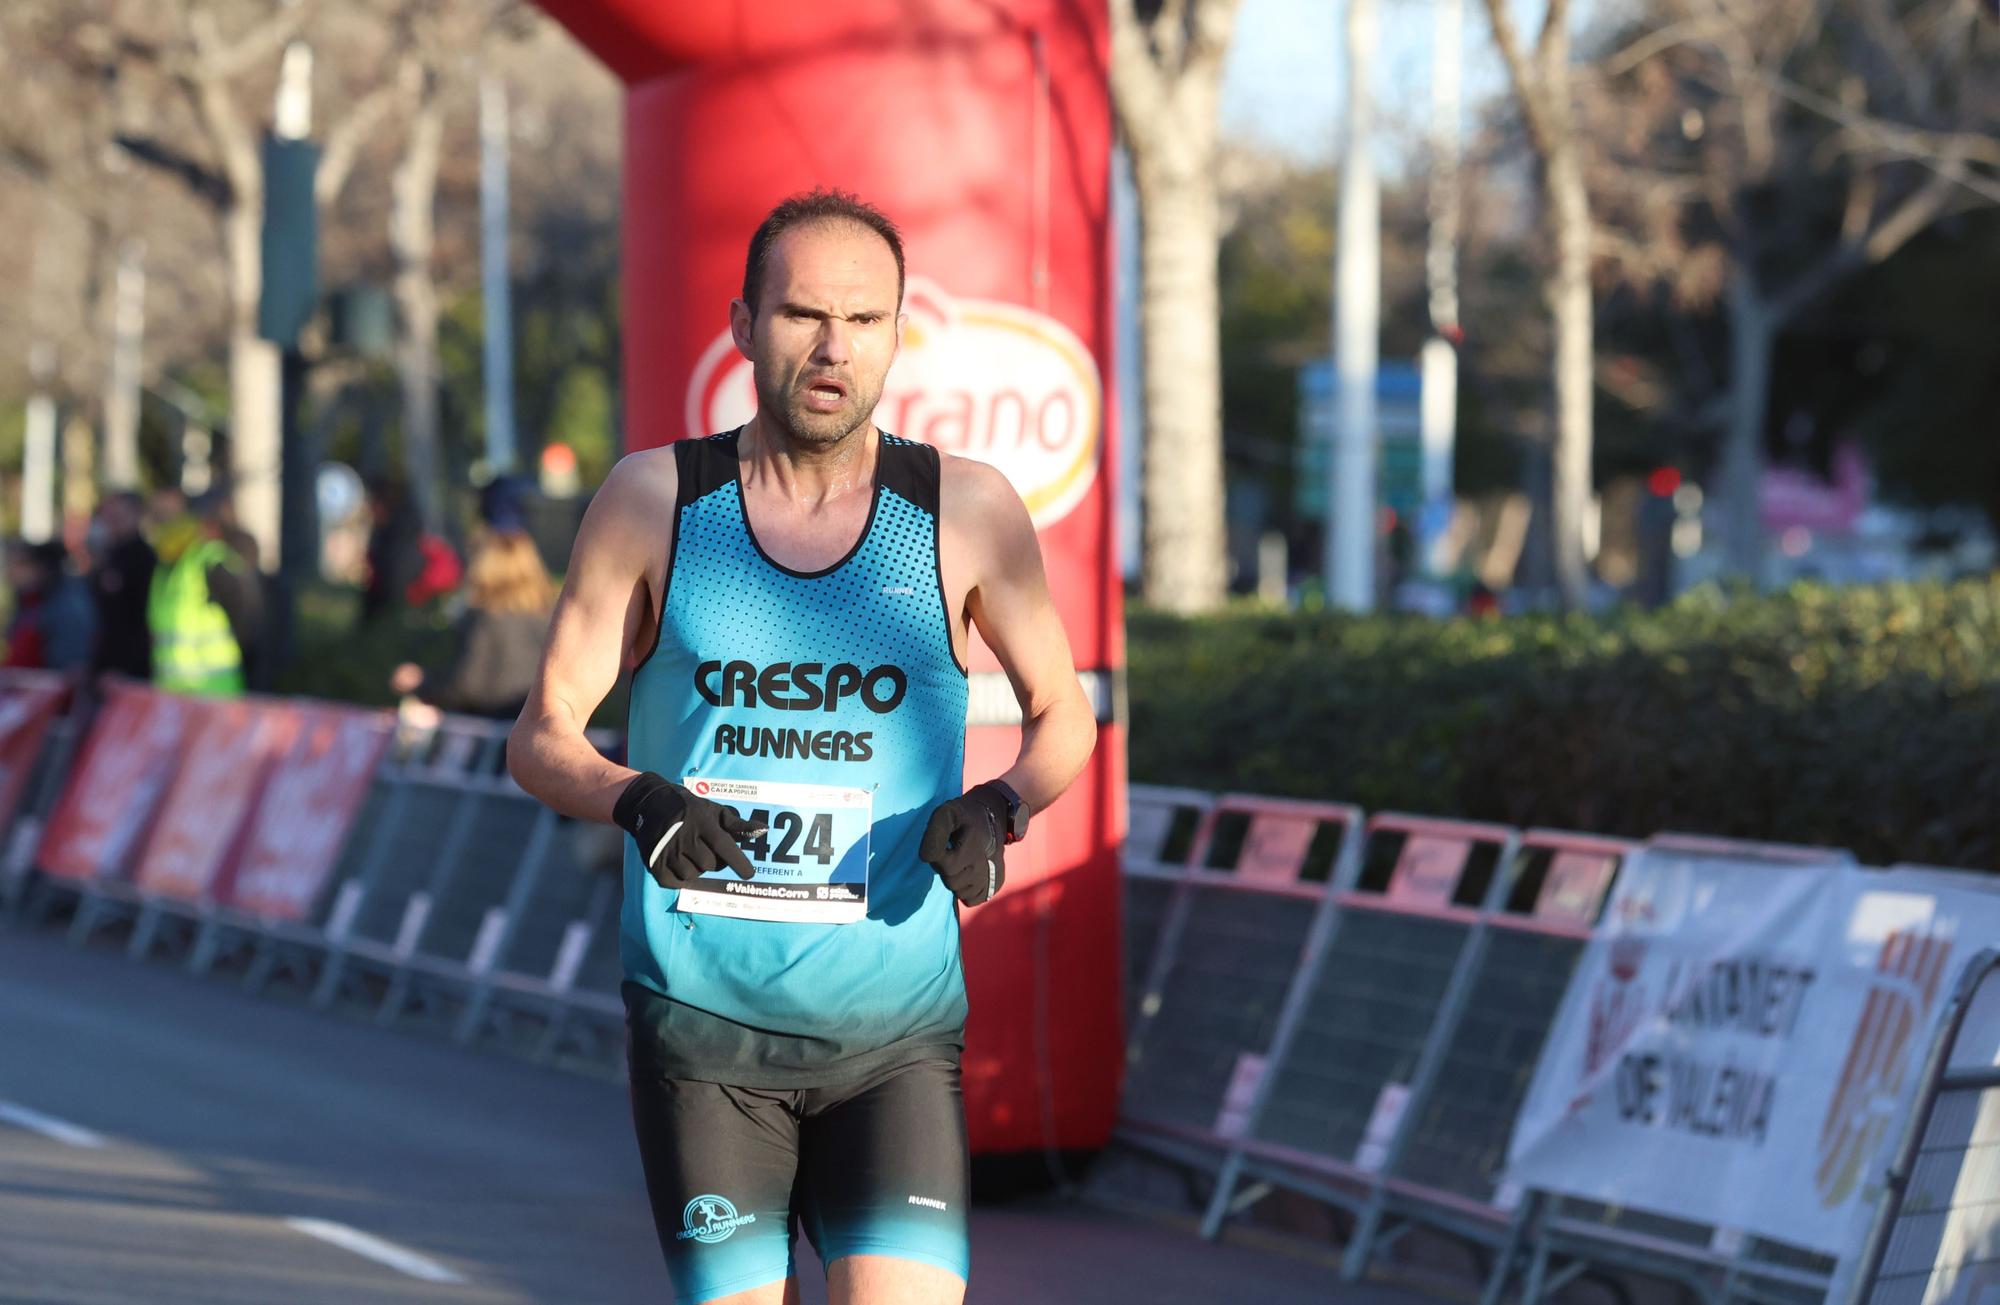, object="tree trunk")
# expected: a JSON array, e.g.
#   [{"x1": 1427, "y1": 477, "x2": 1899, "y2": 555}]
[
  {"x1": 1132, "y1": 149, "x2": 1228, "y2": 613},
  {"x1": 101, "y1": 240, "x2": 146, "y2": 493},
  {"x1": 225, "y1": 196, "x2": 282, "y2": 568},
  {"x1": 391, "y1": 77, "x2": 445, "y2": 535},
  {"x1": 1720, "y1": 274, "x2": 1774, "y2": 581},
  {"x1": 1545, "y1": 142, "x2": 1593, "y2": 611}
]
